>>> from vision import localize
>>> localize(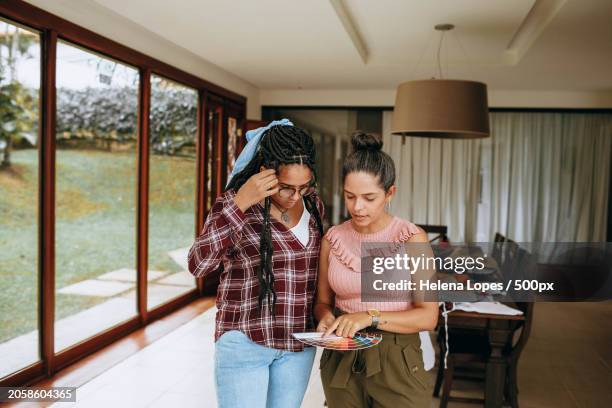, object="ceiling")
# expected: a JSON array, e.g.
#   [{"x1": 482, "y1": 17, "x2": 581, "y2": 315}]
[{"x1": 89, "y1": 0, "x2": 612, "y2": 92}]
